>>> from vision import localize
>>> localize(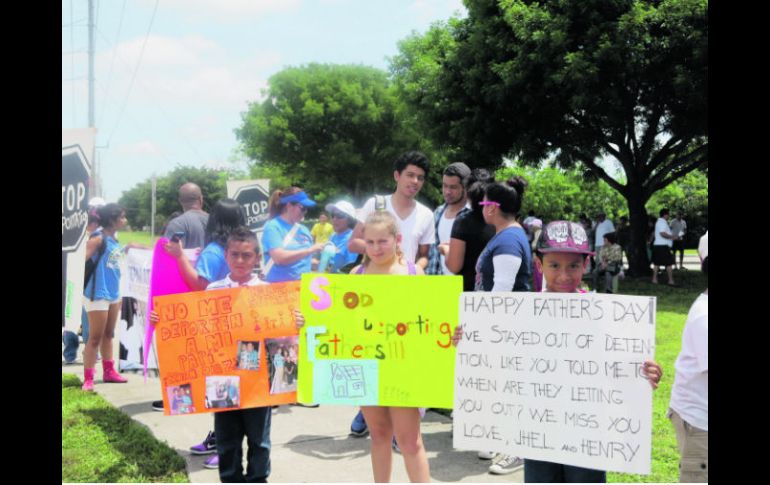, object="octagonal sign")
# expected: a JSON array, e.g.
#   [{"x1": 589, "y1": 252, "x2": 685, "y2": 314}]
[
  {"x1": 234, "y1": 184, "x2": 271, "y2": 232},
  {"x1": 62, "y1": 145, "x2": 90, "y2": 252}
]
